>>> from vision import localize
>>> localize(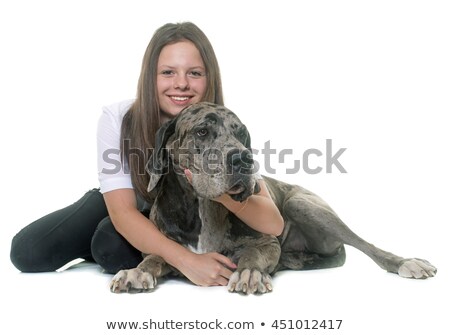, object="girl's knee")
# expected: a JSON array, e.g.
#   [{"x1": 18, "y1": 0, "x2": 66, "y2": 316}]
[
  {"x1": 10, "y1": 231, "x2": 54, "y2": 272},
  {"x1": 91, "y1": 218, "x2": 142, "y2": 274}
]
